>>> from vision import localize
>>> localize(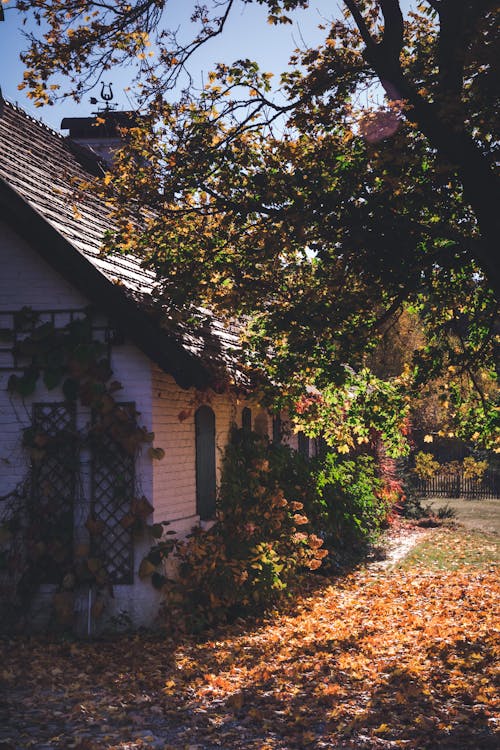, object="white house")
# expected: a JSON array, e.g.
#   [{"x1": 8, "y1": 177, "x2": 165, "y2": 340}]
[{"x1": 0, "y1": 97, "x2": 293, "y2": 632}]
